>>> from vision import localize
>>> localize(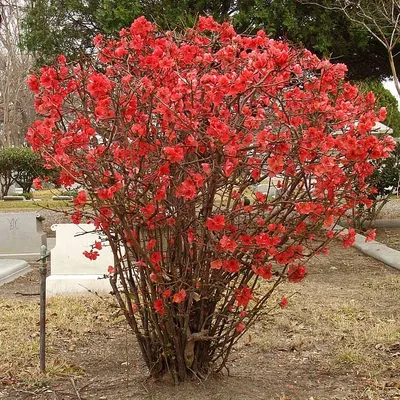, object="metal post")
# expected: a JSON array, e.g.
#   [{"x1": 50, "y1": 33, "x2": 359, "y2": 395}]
[{"x1": 39, "y1": 244, "x2": 47, "y2": 373}]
